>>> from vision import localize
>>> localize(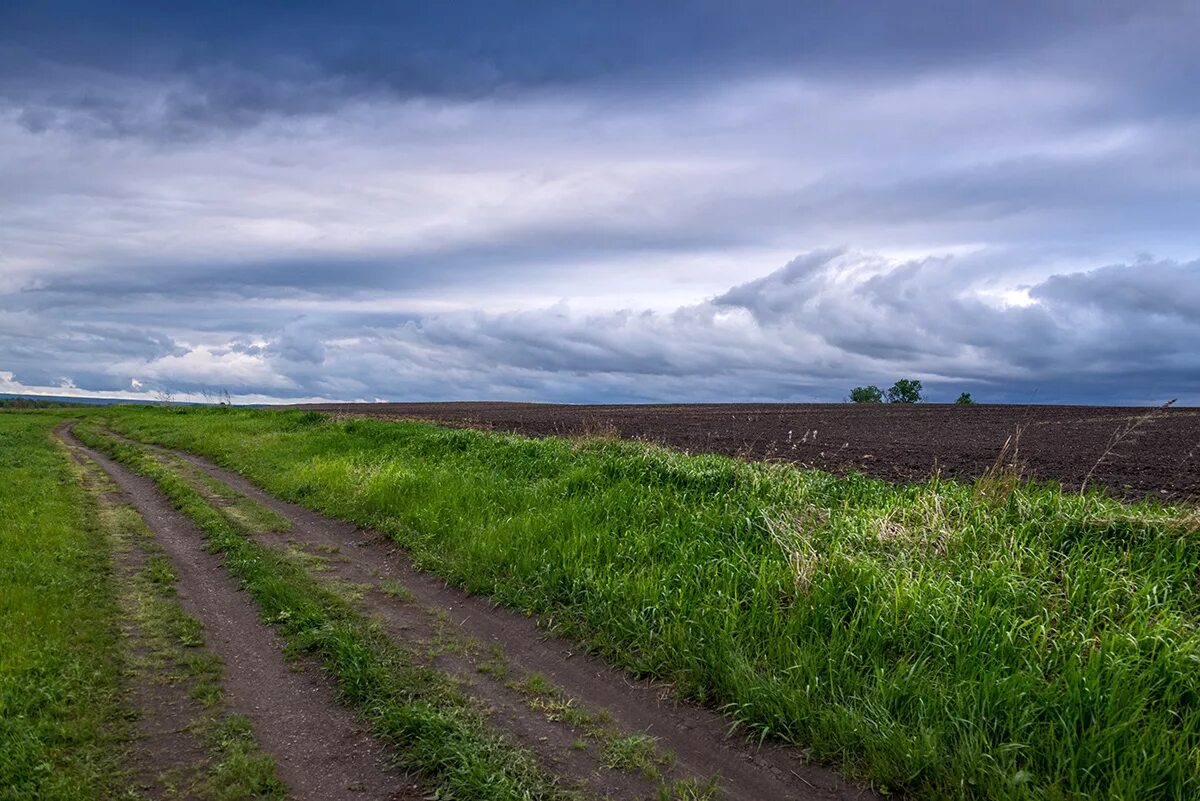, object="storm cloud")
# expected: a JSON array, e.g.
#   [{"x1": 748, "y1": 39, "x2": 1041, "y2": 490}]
[{"x1": 1, "y1": 2, "x2": 1198, "y2": 404}]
